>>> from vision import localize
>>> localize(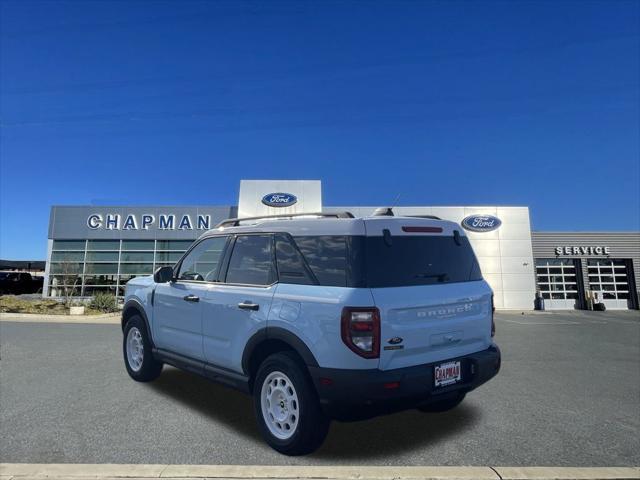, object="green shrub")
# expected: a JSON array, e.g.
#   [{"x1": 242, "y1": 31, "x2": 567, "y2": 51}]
[{"x1": 89, "y1": 292, "x2": 118, "y2": 313}]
